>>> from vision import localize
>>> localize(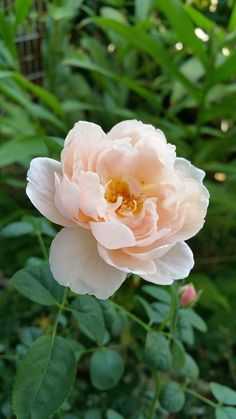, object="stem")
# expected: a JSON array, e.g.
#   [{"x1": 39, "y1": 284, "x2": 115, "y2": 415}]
[
  {"x1": 184, "y1": 387, "x2": 217, "y2": 409},
  {"x1": 147, "y1": 374, "x2": 160, "y2": 419},
  {"x1": 35, "y1": 231, "x2": 48, "y2": 260},
  {"x1": 111, "y1": 301, "x2": 151, "y2": 332},
  {"x1": 51, "y1": 288, "x2": 68, "y2": 345}
]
